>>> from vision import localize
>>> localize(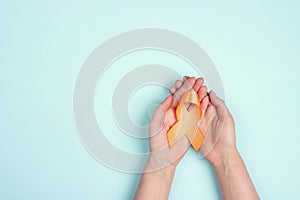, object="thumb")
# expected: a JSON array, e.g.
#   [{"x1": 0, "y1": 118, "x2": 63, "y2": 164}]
[
  {"x1": 209, "y1": 91, "x2": 227, "y2": 118},
  {"x1": 149, "y1": 96, "x2": 172, "y2": 136}
]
